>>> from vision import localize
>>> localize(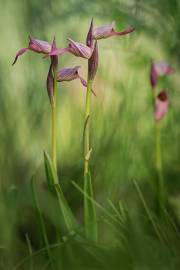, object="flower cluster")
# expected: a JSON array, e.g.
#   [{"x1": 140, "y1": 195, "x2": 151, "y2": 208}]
[
  {"x1": 150, "y1": 62, "x2": 174, "y2": 121},
  {"x1": 13, "y1": 19, "x2": 135, "y2": 102}
]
